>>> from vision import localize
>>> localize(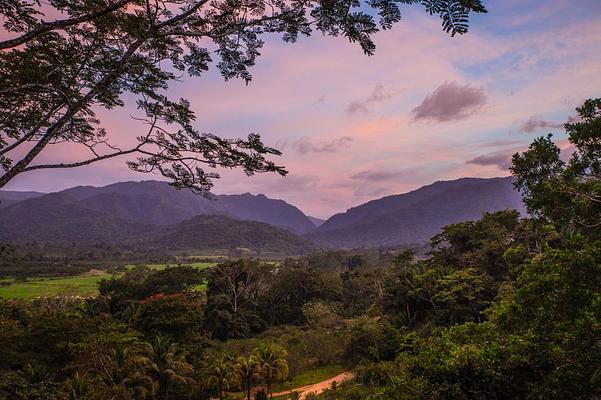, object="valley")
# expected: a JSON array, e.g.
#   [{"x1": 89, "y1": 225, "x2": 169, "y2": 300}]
[{"x1": 0, "y1": 2, "x2": 599, "y2": 398}]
